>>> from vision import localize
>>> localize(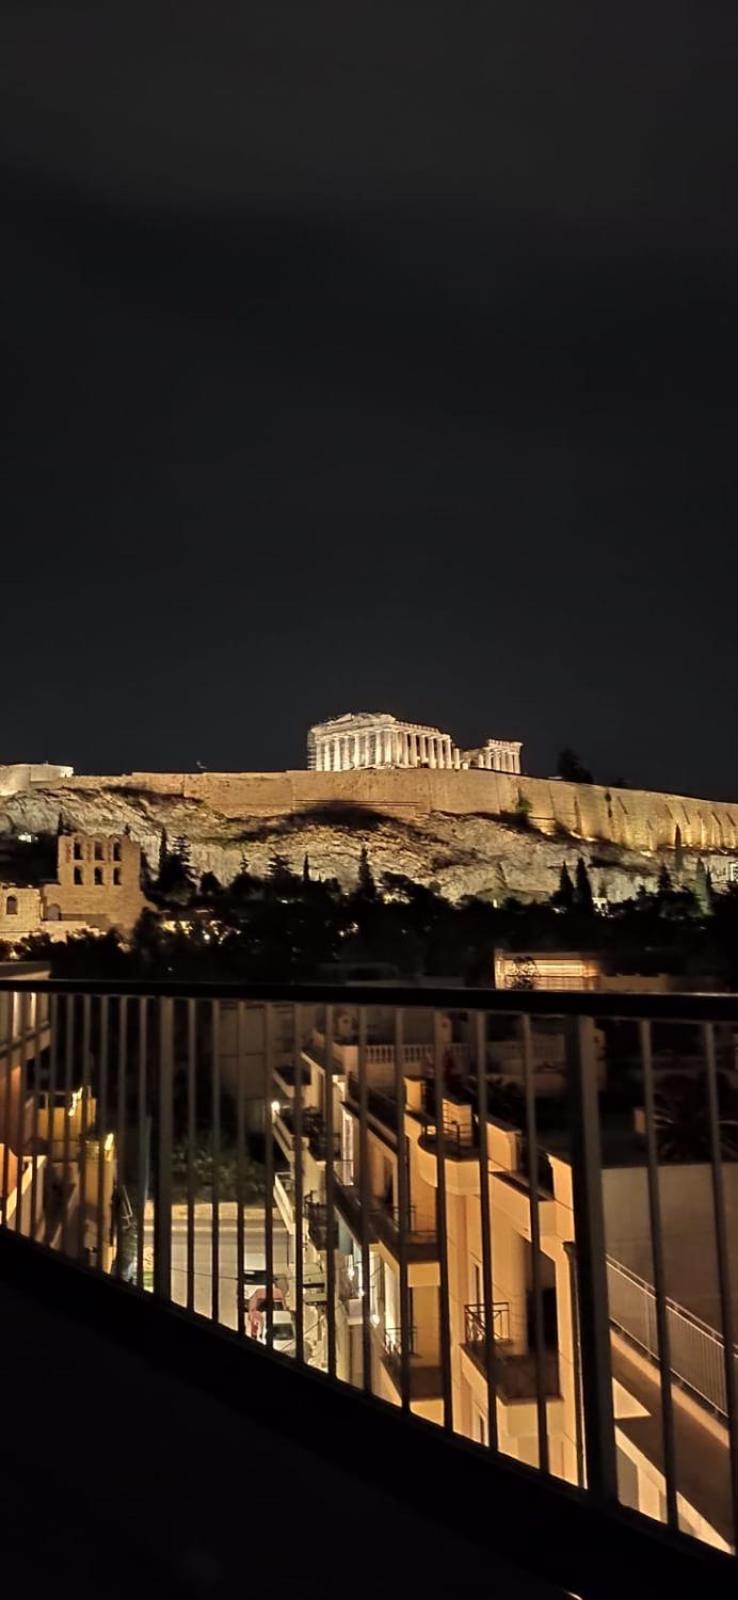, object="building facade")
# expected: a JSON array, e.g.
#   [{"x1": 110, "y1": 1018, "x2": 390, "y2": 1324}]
[
  {"x1": 307, "y1": 712, "x2": 522, "y2": 774},
  {"x1": 0, "y1": 831, "x2": 147, "y2": 942},
  {"x1": 270, "y1": 1007, "x2": 731, "y2": 1552}
]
